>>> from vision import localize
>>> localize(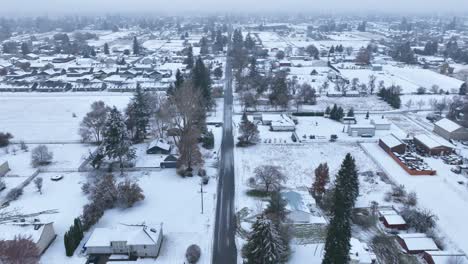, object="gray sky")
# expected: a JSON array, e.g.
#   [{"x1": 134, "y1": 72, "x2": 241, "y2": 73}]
[{"x1": 2, "y1": 0, "x2": 468, "y2": 15}]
